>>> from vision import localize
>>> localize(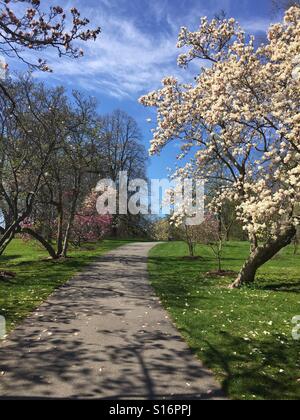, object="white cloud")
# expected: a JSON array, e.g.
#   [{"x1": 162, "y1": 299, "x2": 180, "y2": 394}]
[
  {"x1": 23, "y1": 1, "x2": 275, "y2": 100},
  {"x1": 240, "y1": 17, "x2": 273, "y2": 33},
  {"x1": 34, "y1": 4, "x2": 186, "y2": 100}
]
